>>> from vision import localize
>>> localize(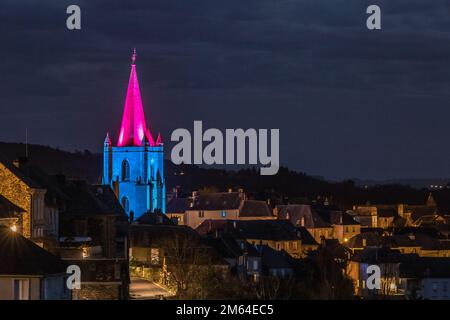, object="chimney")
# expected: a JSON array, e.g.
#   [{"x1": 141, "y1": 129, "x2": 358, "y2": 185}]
[
  {"x1": 113, "y1": 180, "x2": 119, "y2": 198},
  {"x1": 13, "y1": 157, "x2": 28, "y2": 169},
  {"x1": 300, "y1": 216, "x2": 305, "y2": 227},
  {"x1": 129, "y1": 211, "x2": 134, "y2": 223},
  {"x1": 397, "y1": 204, "x2": 404, "y2": 217}
]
